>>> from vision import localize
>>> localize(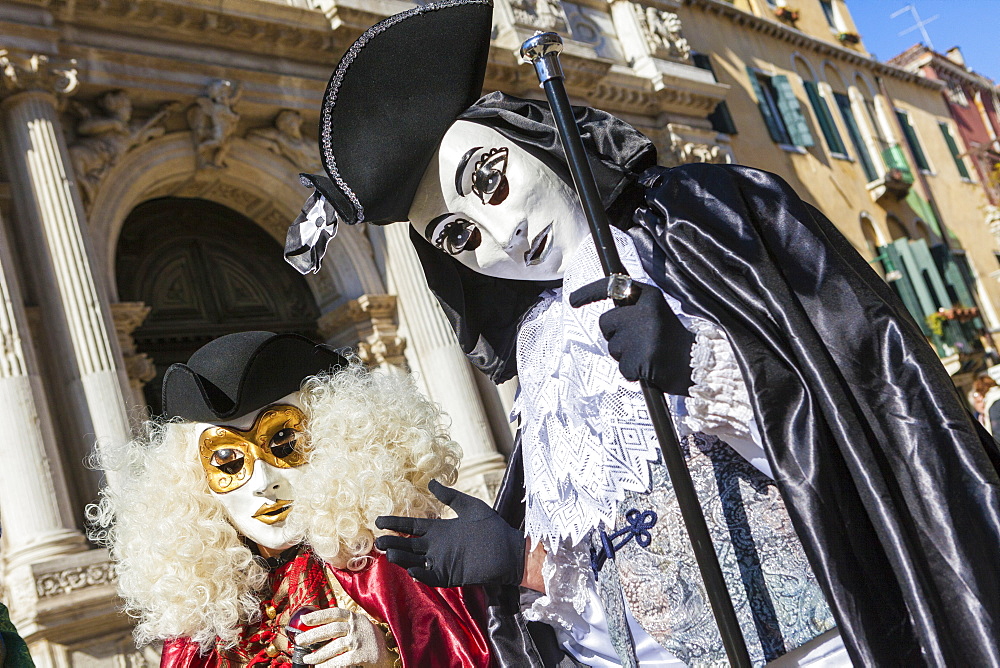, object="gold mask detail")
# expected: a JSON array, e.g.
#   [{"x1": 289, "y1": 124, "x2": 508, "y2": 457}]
[{"x1": 199, "y1": 405, "x2": 307, "y2": 494}]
